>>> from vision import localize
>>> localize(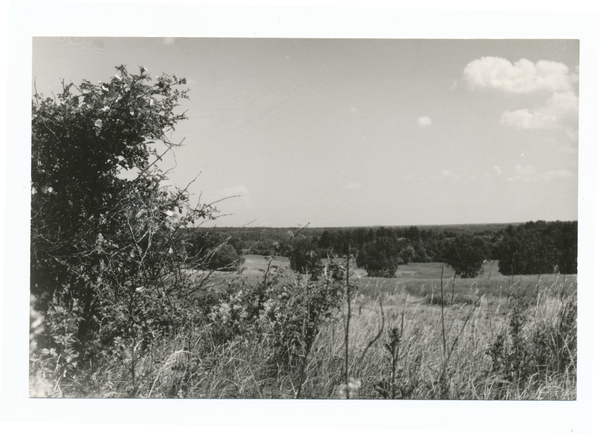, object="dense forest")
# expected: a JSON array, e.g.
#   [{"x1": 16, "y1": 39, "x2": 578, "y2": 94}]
[{"x1": 181, "y1": 220, "x2": 578, "y2": 277}]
